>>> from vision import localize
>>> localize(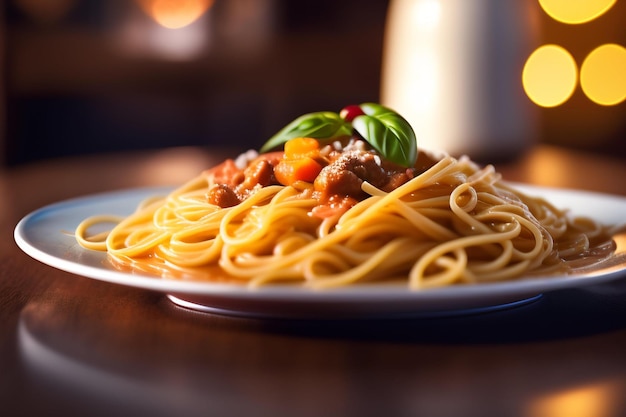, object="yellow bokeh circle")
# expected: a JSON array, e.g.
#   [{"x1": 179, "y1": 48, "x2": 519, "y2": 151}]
[
  {"x1": 538, "y1": 0, "x2": 616, "y2": 24},
  {"x1": 522, "y1": 44, "x2": 578, "y2": 108},
  {"x1": 580, "y1": 44, "x2": 626, "y2": 106}
]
